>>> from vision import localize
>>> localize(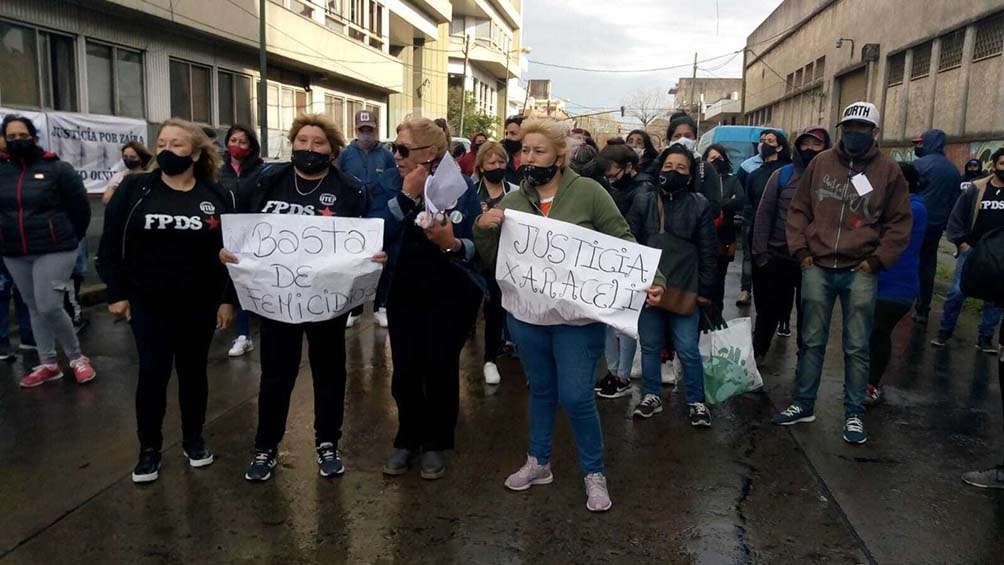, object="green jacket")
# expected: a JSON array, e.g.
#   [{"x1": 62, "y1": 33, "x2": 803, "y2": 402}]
[{"x1": 474, "y1": 167, "x2": 665, "y2": 288}]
